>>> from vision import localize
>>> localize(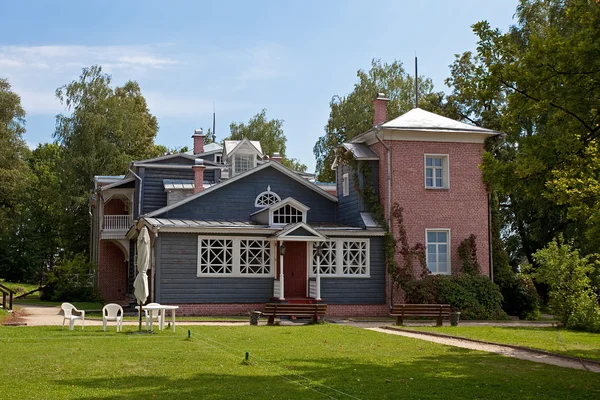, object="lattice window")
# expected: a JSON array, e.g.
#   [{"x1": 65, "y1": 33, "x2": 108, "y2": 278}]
[
  {"x1": 311, "y1": 241, "x2": 337, "y2": 275},
  {"x1": 240, "y1": 239, "x2": 271, "y2": 274},
  {"x1": 255, "y1": 189, "x2": 280, "y2": 207},
  {"x1": 342, "y1": 240, "x2": 368, "y2": 275},
  {"x1": 272, "y1": 204, "x2": 303, "y2": 225},
  {"x1": 198, "y1": 238, "x2": 234, "y2": 275},
  {"x1": 234, "y1": 154, "x2": 255, "y2": 175}
]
